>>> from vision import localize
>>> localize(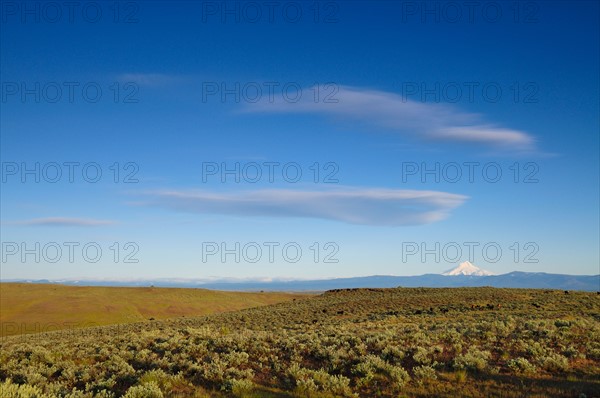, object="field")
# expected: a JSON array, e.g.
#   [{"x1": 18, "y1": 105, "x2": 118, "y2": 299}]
[
  {"x1": 1, "y1": 287, "x2": 599, "y2": 397},
  {"x1": 0, "y1": 283, "x2": 308, "y2": 337}
]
